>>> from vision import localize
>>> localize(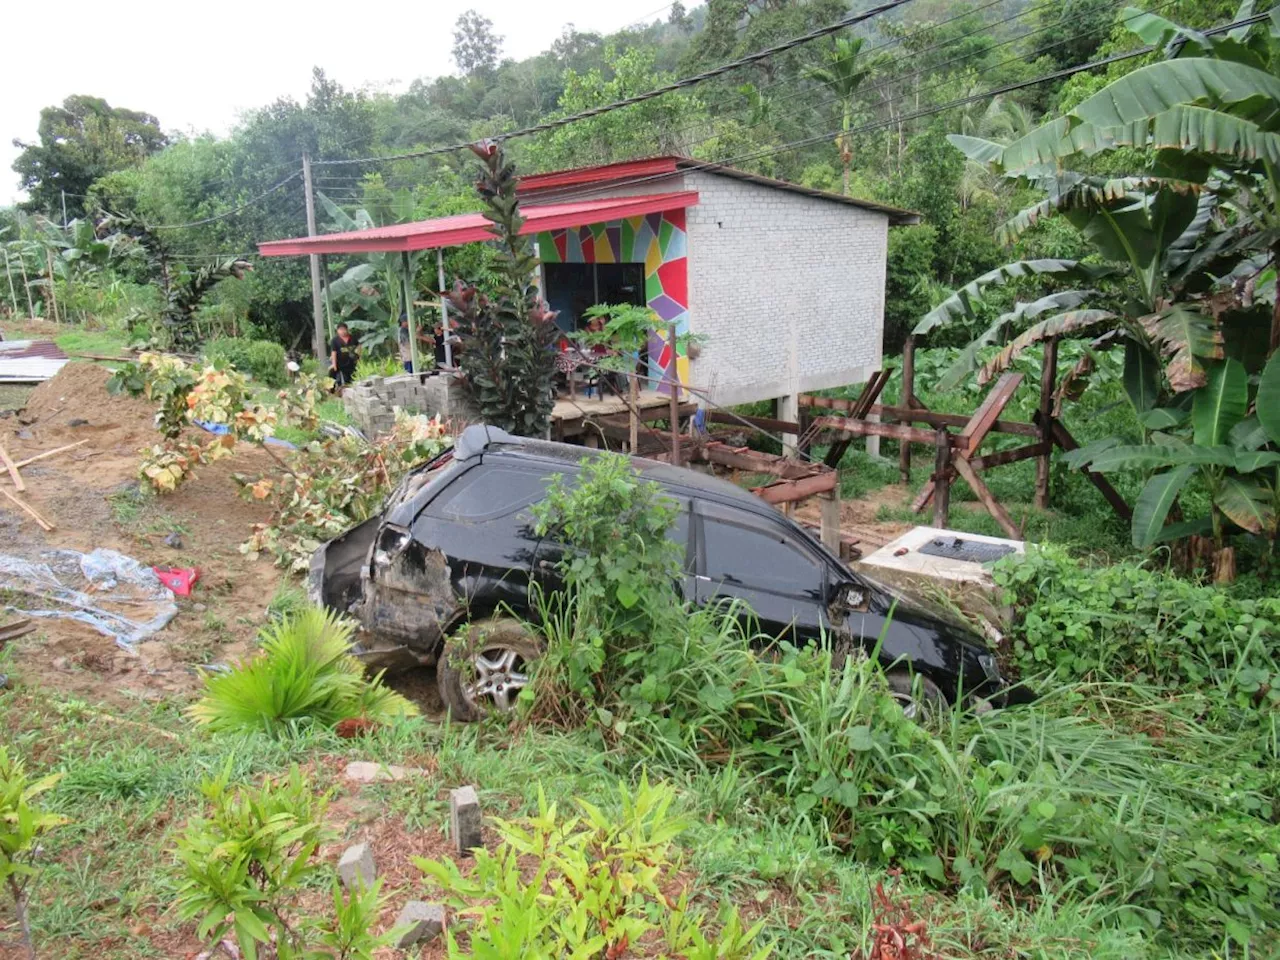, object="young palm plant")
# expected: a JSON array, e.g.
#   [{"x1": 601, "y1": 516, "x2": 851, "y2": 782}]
[{"x1": 189, "y1": 607, "x2": 415, "y2": 735}]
